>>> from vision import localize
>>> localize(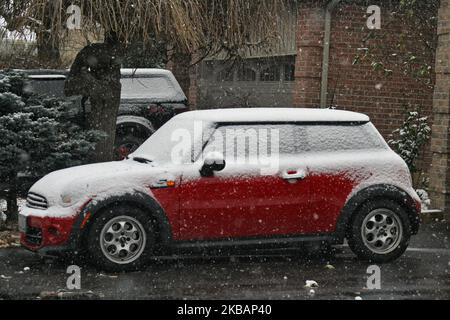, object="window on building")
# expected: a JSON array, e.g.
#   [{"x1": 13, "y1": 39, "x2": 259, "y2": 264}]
[
  {"x1": 203, "y1": 61, "x2": 215, "y2": 79},
  {"x1": 284, "y1": 63, "x2": 295, "y2": 81},
  {"x1": 260, "y1": 65, "x2": 280, "y2": 82},
  {"x1": 217, "y1": 69, "x2": 234, "y2": 82},
  {"x1": 237, "y1": 67, "x2": 257, "y2": 81}
]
